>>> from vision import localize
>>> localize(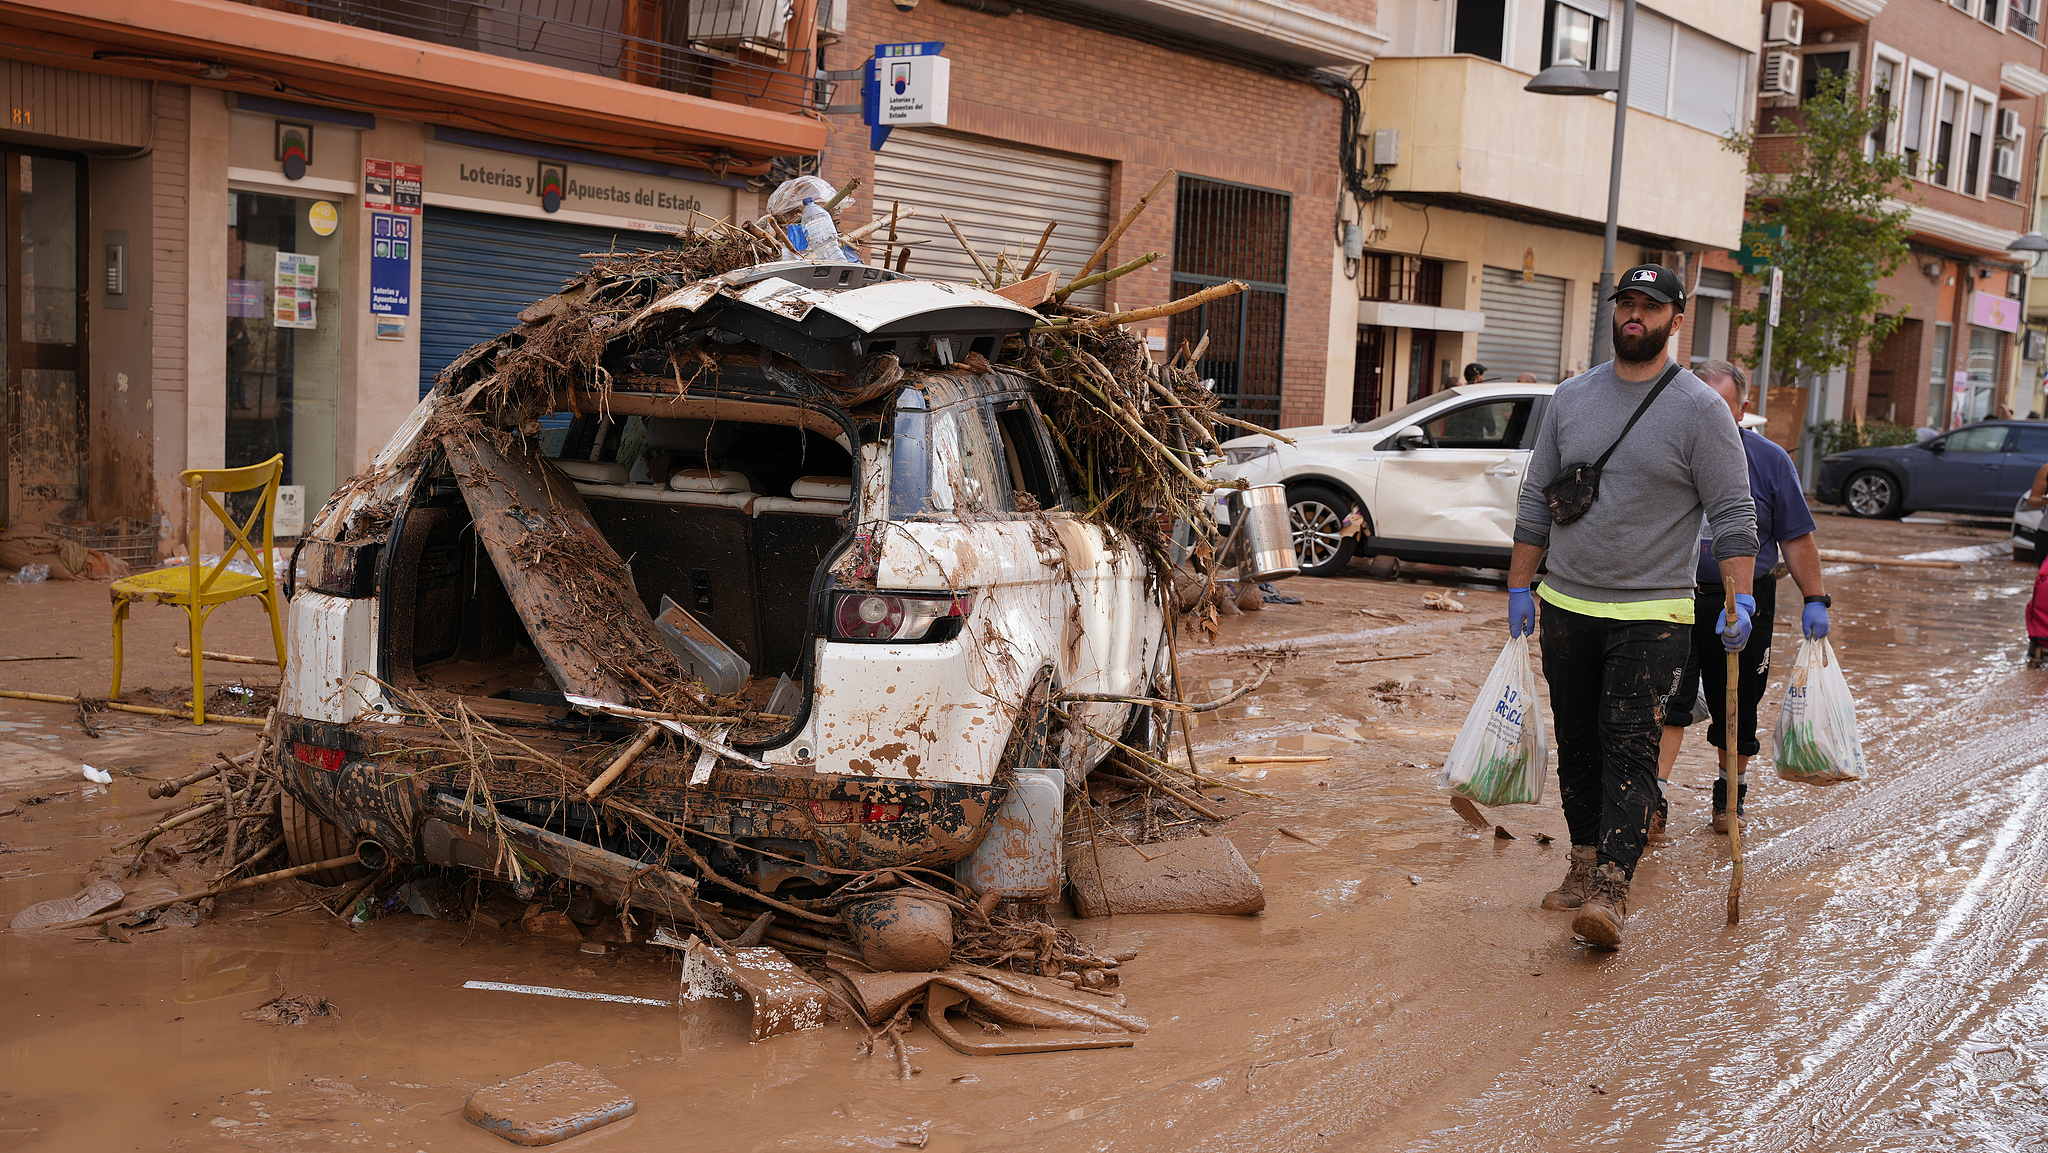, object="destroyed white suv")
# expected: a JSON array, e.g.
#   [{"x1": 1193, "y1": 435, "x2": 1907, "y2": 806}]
[{"x1": 271, "y1": 260, "x2": 1166, "y2": 909}]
